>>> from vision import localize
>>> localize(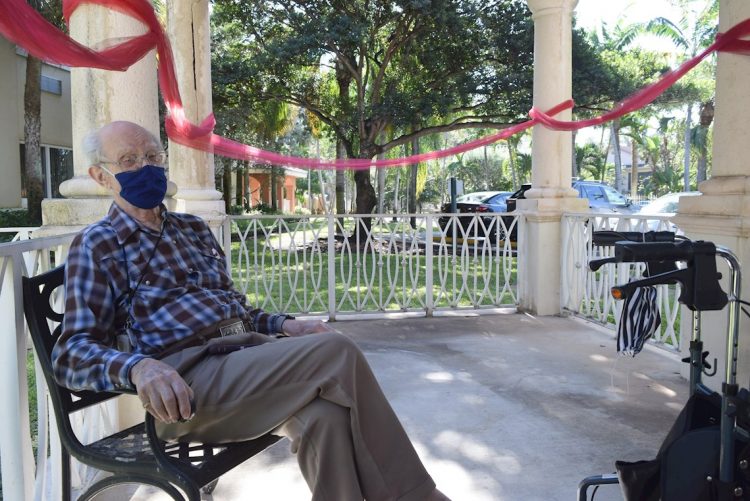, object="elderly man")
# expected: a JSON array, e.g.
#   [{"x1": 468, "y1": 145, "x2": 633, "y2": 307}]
[{"x1": 52, "y1": 121, "x2": 449, "y2": 501}]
